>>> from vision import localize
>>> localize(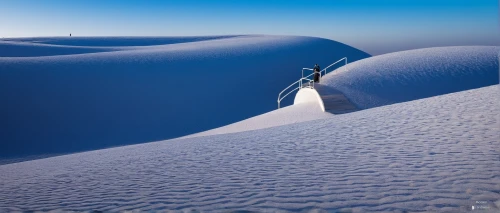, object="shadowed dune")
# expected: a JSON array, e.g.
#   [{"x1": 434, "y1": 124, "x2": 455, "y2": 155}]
[{"x1": 0, "y1": 35, "x2": 370, "y2": 159}]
